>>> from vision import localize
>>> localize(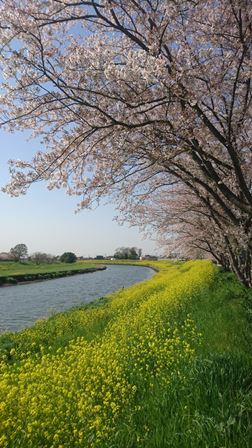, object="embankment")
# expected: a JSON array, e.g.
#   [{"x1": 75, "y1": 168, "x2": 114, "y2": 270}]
[
  {"x1": 0, "y1": 265, "x2": 106, "y2": 286},
  {"x1": 0, "y1": 260, "x2": 251, "y2": 448}
]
